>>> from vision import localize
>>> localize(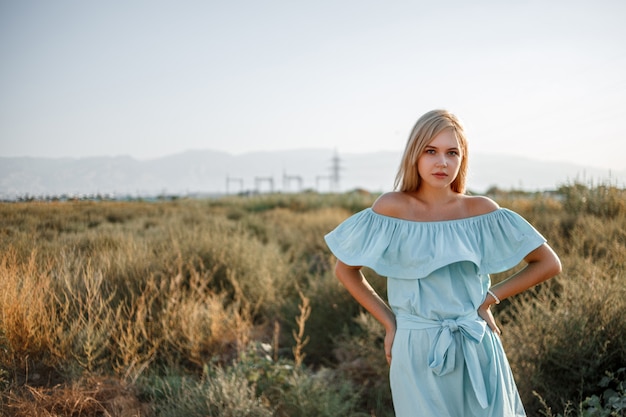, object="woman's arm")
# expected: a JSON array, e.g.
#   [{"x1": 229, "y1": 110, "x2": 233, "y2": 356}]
[
  {"x1": 478, "y1": 243, "x2": 562, "y2": 333},
  {"x1": 335, "y1": 260, "x2": 396, "y2": 364}
]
